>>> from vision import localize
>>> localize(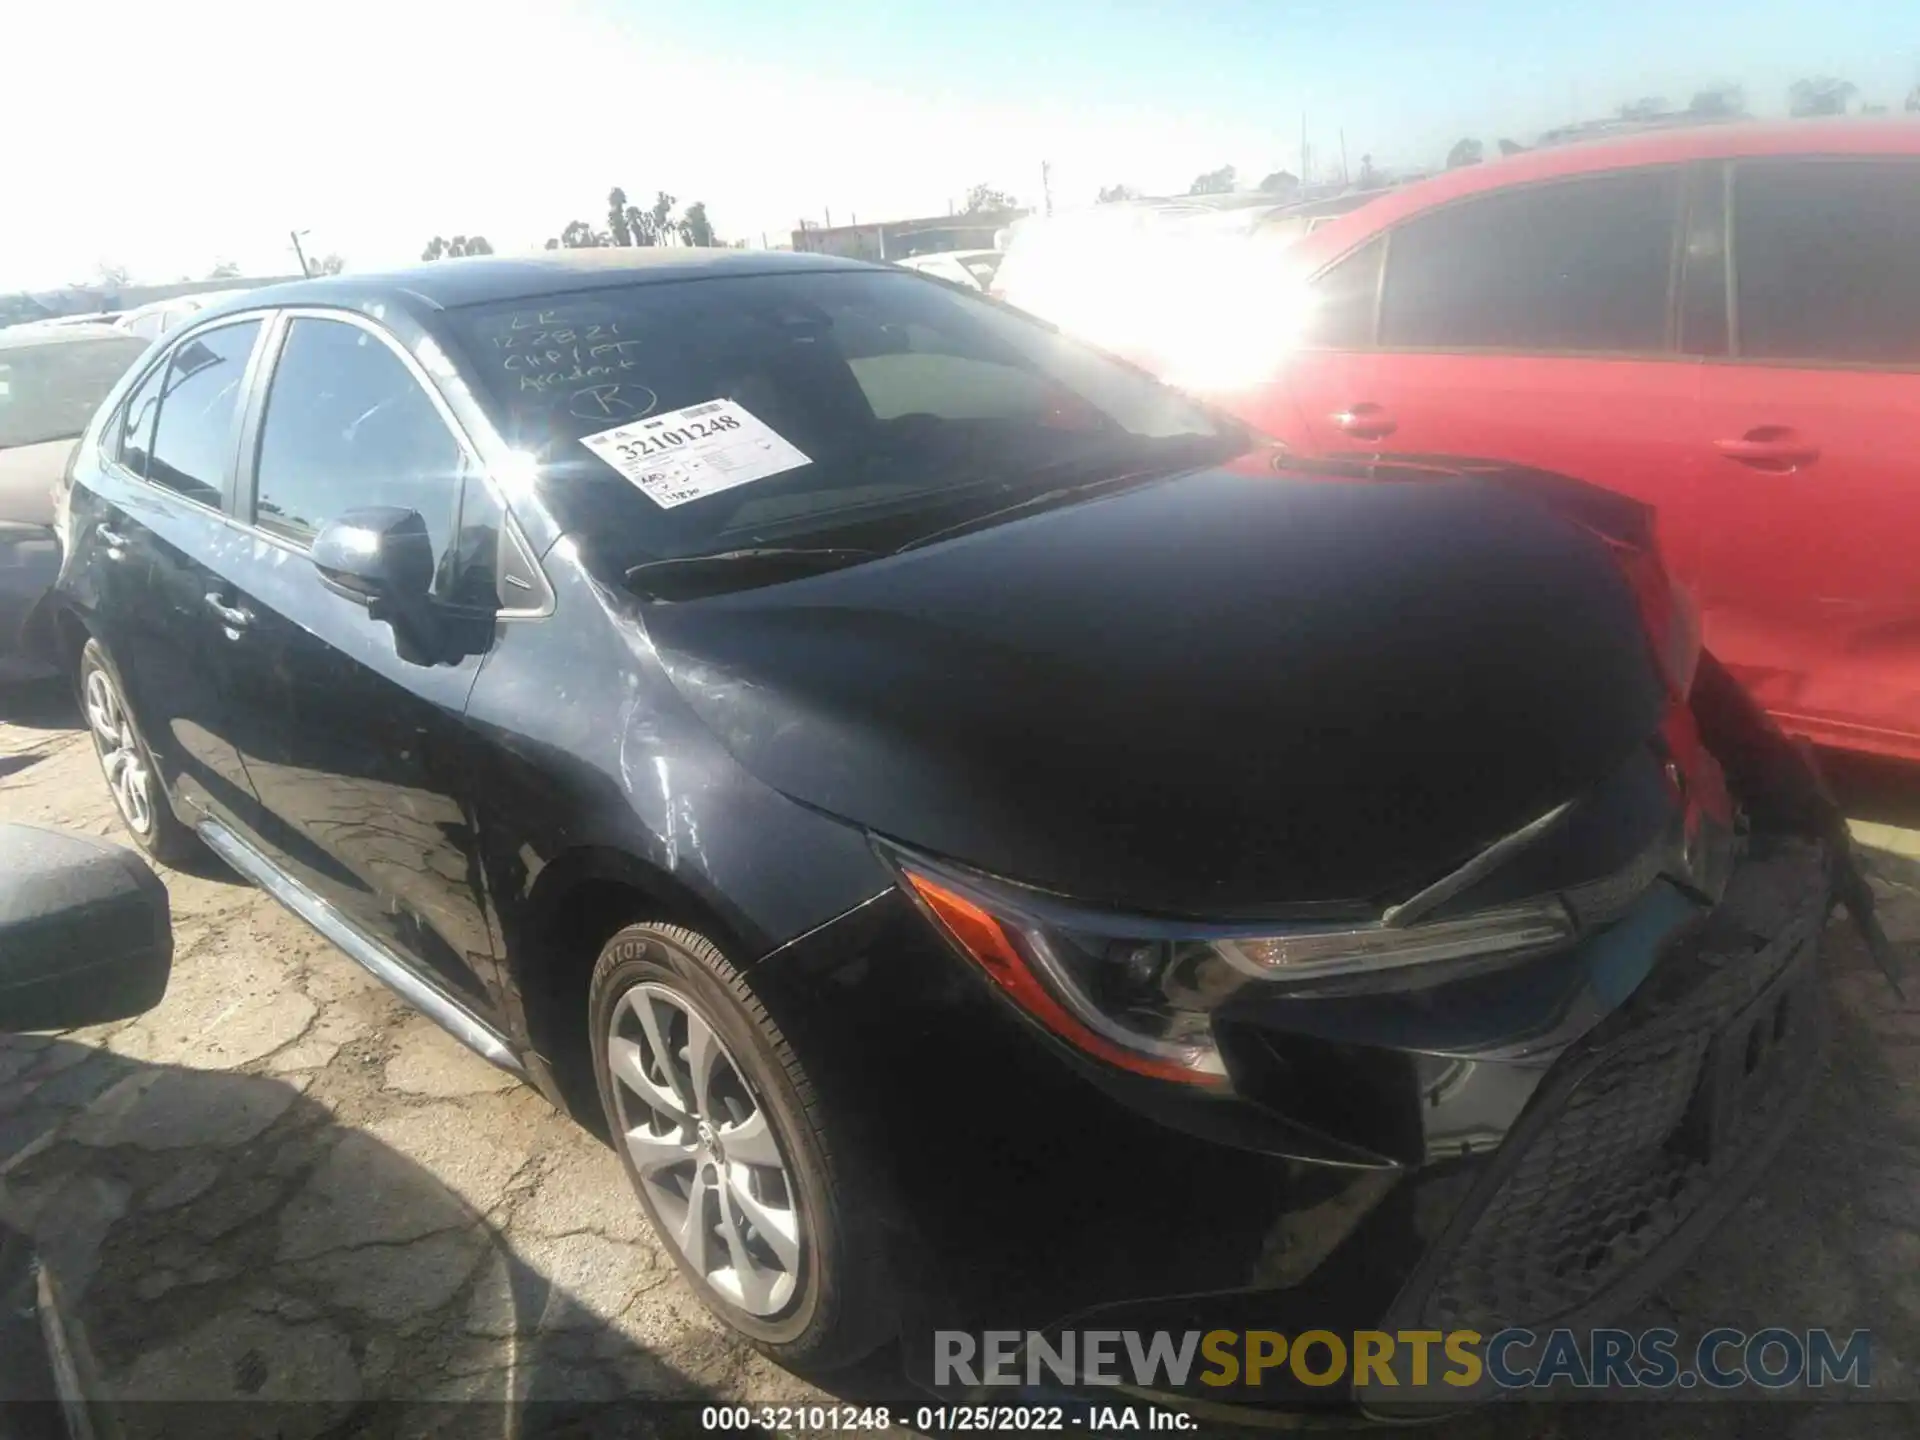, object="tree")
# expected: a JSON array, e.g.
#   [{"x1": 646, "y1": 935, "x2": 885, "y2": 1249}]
[
  {"x1": 208, "y1": 260, "x2": 241, "y2": 279},
  {"x1": 643, "y1": 191, "x2": 674, "y2": 245},
  {"x1": 1355, "y1": 155, "x2": 1381, "y2": 188},
  {"x1": 312, "y1": 253, "x2": 345, "y2": 276},
  {"x1": 607, "y1": 187, "x2": 635, "y2": 246},
  {"x1": 421, "y1": 234, "x2": 494, "y2": 261},
  {"x1": 963, "y1": 184, "x2": 1016, "y2": 214},
  {"x1": 1616, "y1": 96, "x2": 1670, "y2": 121},
  {"x1": 1788, "y1": 77, "x2": 1858, "y2": 117},
  {"x1": 1187, "y1": 166, "x2": 1236, "y2": 195},
  {"x1": 1496, "y1": 138, "x2": 1527, "y2": 157},
  {"x1": 1908, "y1": 85, "x2": 1920, "y2": 112},
  {"x1": 1257, "y1": 169, "x2": 1300, "y2": 196},
  {"x1": 679, "y1": 201, "x2": 716, "y2": 247},
  {"x1": 554, "y1": 220, "x2": 605, "y2": 249},
  {"x1": 1096, "y1": 183, "x2": 1140, "y2": 204},
  {"x1": 97, "y1": 263, "x2": 130, "y2": 288},
  {"x1": 1689, "y1": 83, "x2": 1745, "y2": 118},
  {"x1": 1445, "y1": 137, "x2": 1483, "y2": 169}
]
